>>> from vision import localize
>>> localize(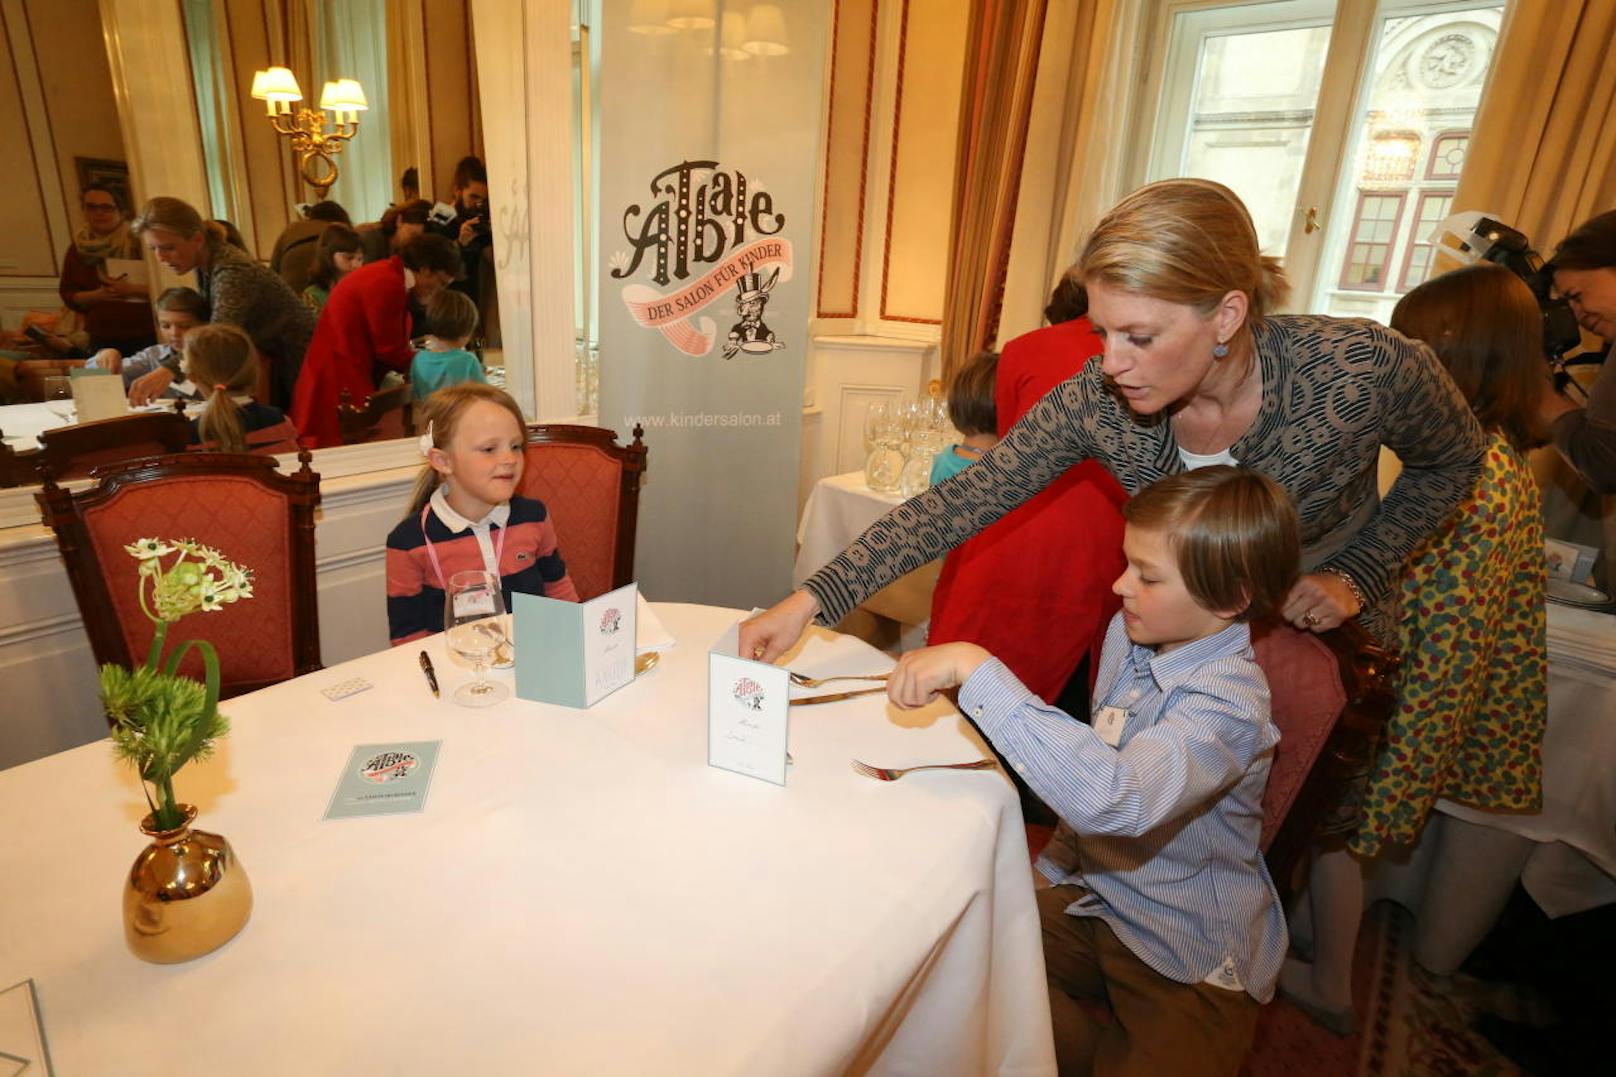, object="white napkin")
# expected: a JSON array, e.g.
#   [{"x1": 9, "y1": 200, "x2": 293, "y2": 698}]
[{"x1": 635, "y1": 593, "x2": 675, "y2": 655}]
